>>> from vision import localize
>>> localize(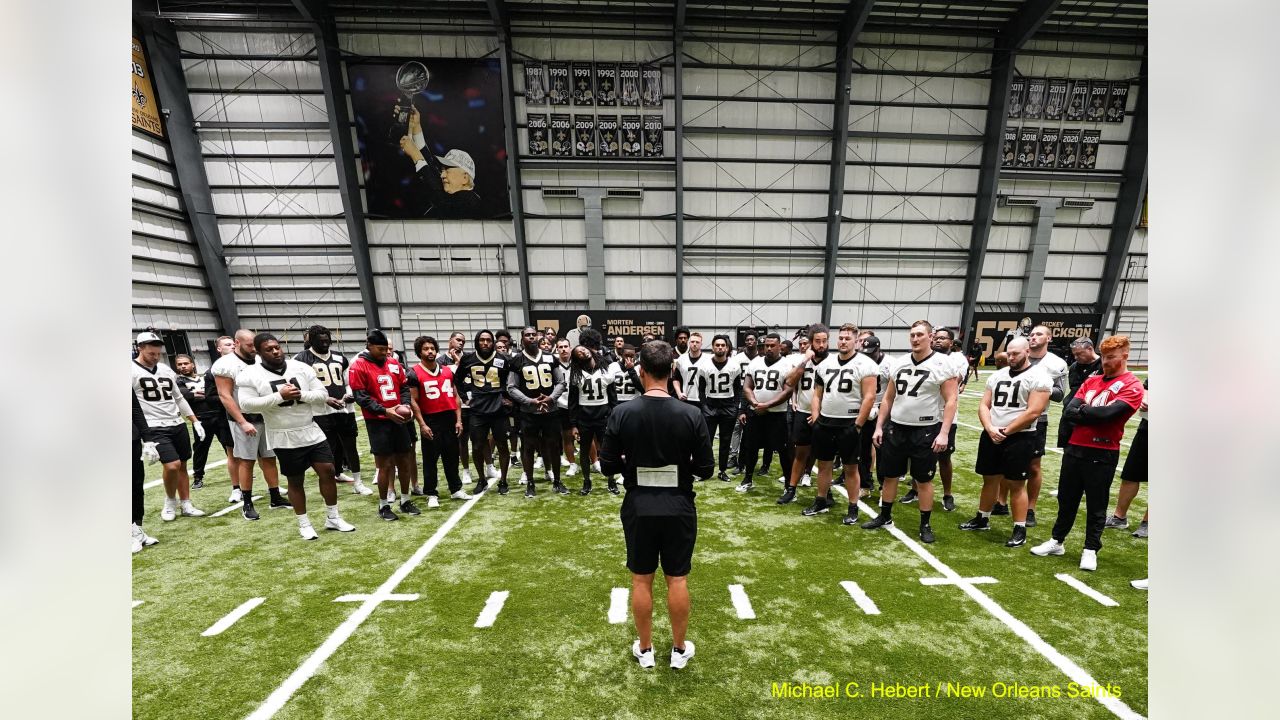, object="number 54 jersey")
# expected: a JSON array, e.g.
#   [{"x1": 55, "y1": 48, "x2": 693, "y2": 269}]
[{"x1": 888, "y1": 351, "x2": 960, "y2": 426}]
